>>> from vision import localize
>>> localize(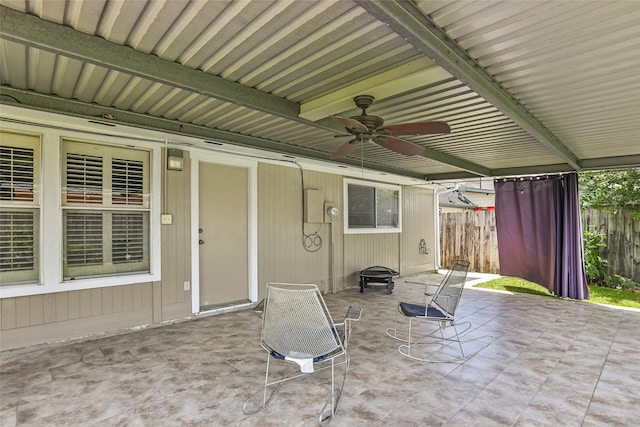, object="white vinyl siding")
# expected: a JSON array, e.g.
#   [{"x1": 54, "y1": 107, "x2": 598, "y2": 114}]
[
  {"x1": 0, "y1": 132, "x2": 40, "y2": 285},
  {"x1": 62, "y1": 141, "x2": 150, "y2": 280}
]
